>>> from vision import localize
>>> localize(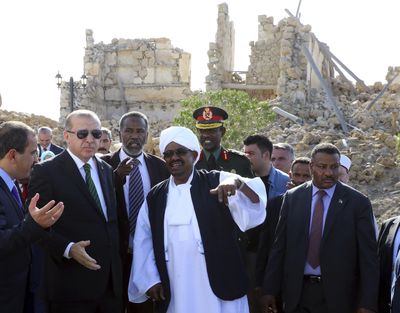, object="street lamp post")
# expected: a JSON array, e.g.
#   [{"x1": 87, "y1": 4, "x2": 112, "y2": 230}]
[{"x1": 55, "y1": 72, "x2": 88, "y2": 112}]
